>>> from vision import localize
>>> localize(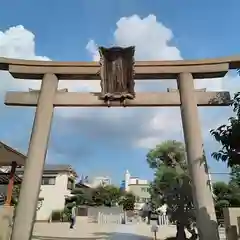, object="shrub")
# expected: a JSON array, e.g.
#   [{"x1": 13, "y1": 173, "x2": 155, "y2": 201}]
[{"x1": 62, "y1": 207, "x2": 71, "y2": 222}]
